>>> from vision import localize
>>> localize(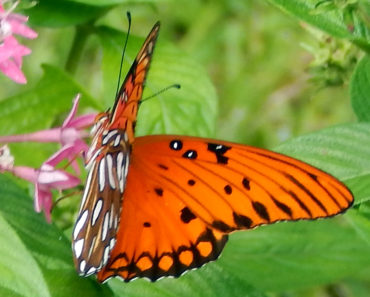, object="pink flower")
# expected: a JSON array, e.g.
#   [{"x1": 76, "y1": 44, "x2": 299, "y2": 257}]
[
  {"x1": 0, "y1": 94, "x2": 97, "y2": 173},
  {"x1": 0, "y1": 145, "x2": 81, "y2": 222},
  {"x1": 0, "y1": 94, "x2": 97, "y2": 221},
  {"x1": 0, "y1": 0, "x2": 37, "y2": 84}
]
